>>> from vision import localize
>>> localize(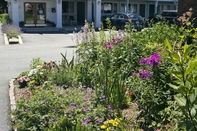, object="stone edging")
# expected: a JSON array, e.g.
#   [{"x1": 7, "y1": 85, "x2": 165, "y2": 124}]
[
  {"x1": 9, "y1": 78, "x2": 17, "y2": 131},
  {"x1": 4, "y1": 34, "x2": 23, "y2": 45}
]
